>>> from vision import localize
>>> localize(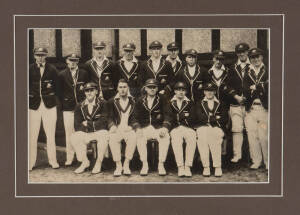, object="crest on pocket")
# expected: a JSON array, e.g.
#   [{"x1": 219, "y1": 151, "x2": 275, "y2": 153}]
[
  {"x1": 47, "y1": 83, "x2": 52, "y2": 88},
  {"x1": 105, "y1": 76, "x2": 110, "y2": 81},
  {"x1": 160, "y1": 78, "x2": 166, "y2": 84}
]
